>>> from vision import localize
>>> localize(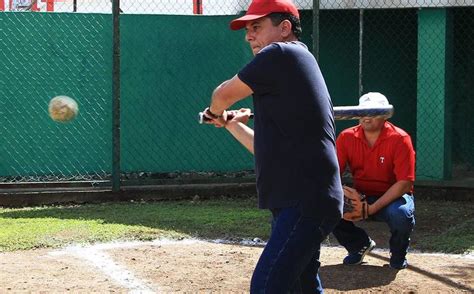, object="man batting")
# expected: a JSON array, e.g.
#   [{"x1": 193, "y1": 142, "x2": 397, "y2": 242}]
[{"x1": 201, "y1": 0, "x2": 343, "y2": 292}]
